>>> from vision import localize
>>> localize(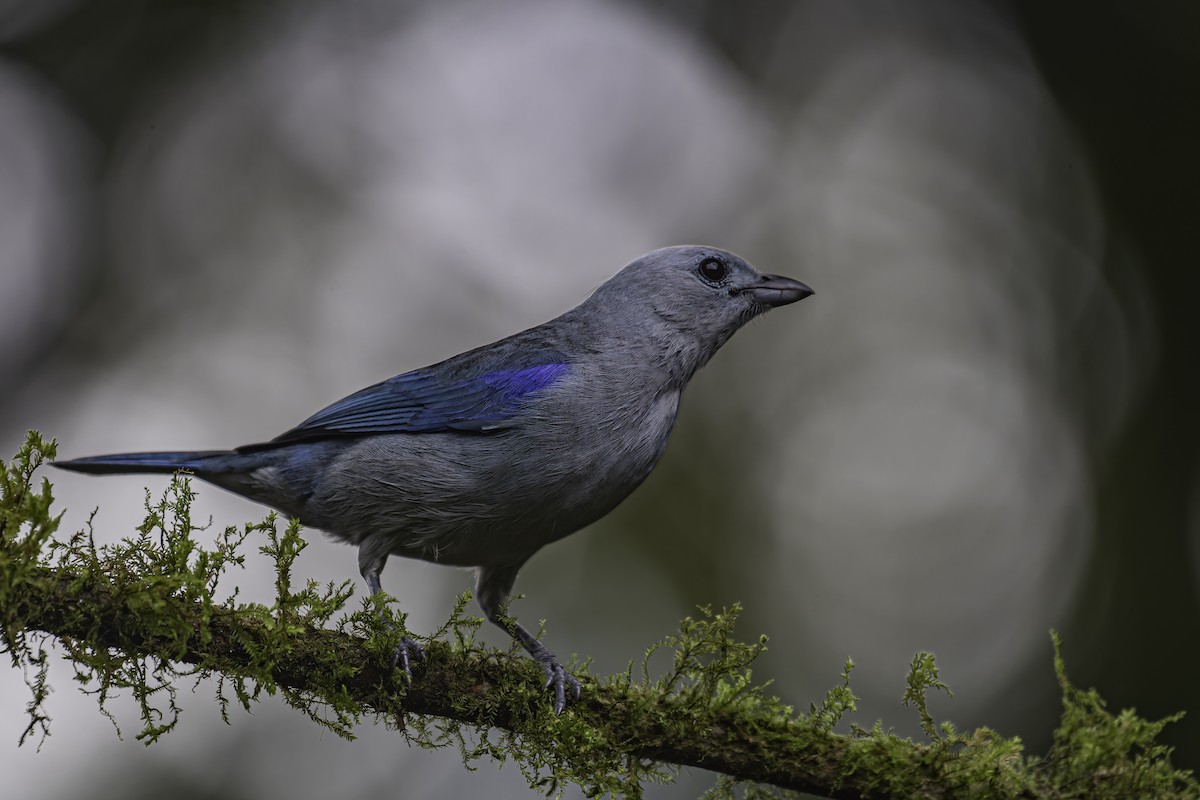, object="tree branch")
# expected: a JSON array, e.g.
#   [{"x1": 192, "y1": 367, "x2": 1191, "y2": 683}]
[
  {"x1": 8, "y1": 562, "x2": 932, "y2": 798},
  {"x1": 2, "y1": 432, "x2": 1195, "y2": 799}
]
